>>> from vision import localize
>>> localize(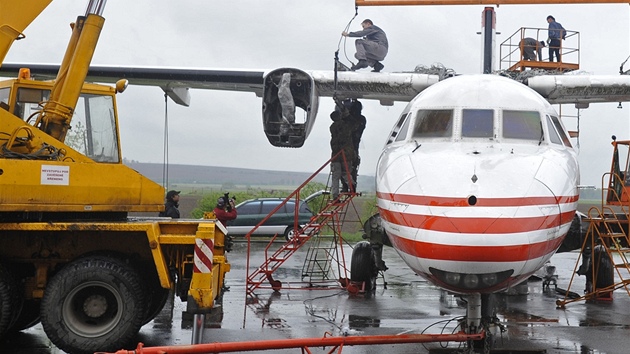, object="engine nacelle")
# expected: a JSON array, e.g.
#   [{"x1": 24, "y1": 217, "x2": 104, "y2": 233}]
[{"x1": 262, "y1": 68, "x2": 319, "y2": 148}]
